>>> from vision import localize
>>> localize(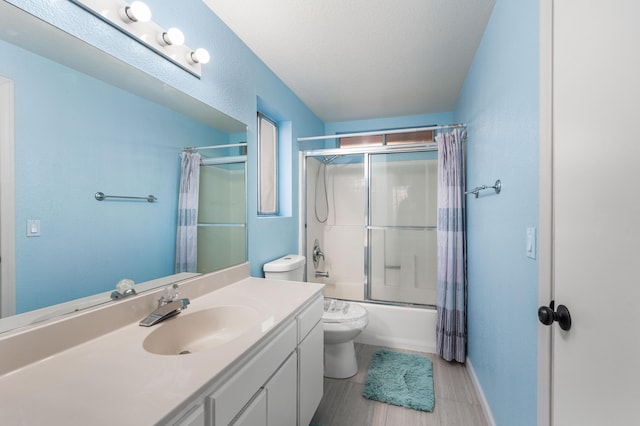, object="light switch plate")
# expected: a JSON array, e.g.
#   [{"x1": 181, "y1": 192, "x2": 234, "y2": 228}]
[
  {"x1": 27, "y1": 219, "x2": 40, "y2": 237},
  {"x1": 526, "y1": 227, "x2": 536, "y2": 259}
]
